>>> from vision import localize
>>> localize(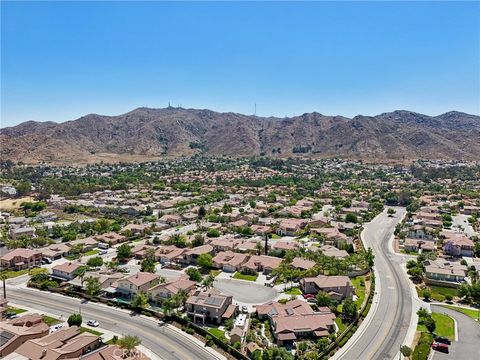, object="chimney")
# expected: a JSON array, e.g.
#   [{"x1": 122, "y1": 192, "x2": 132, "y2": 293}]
[{"x1": 40, "y1": 348, "x2": 47, "y2": 359}]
